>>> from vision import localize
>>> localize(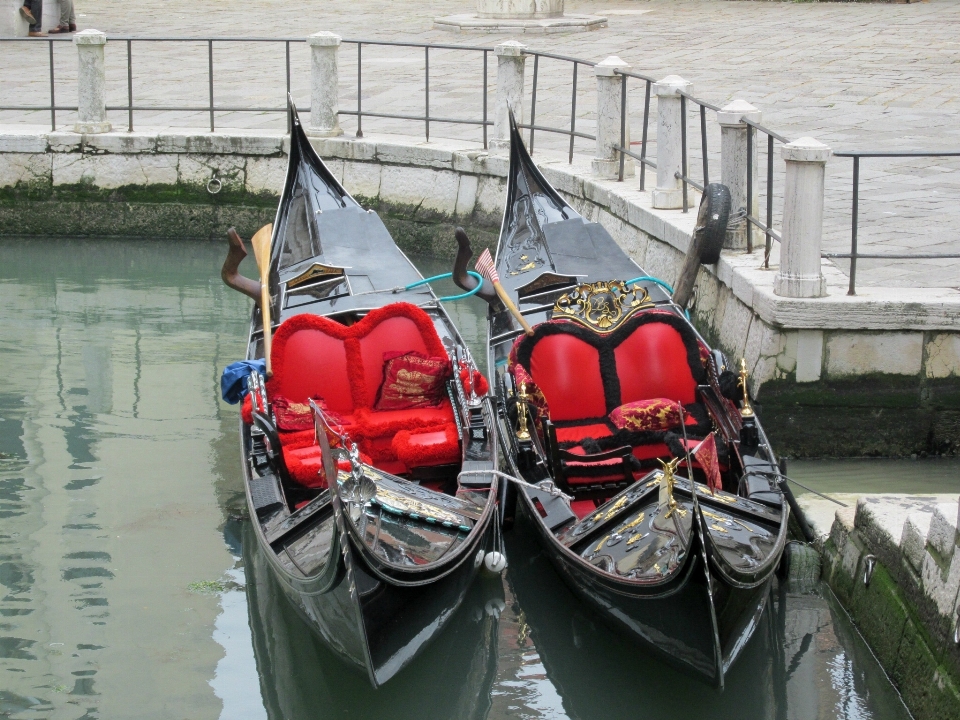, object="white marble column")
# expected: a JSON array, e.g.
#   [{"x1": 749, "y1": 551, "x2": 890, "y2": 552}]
[
  {"x1": 490, "y1": 40, "x2": 527, "y2": 153},
  {"x1": 307, "y1": 32, "x2": 343, "y2": 138},
  {"x1": 774, "y1": 137, "x2": 831, "y2": 298},
  {"x1": 476, "y1": 0, "x2": 564, "y2": 18},
  {"x1": 74, "y1": 30, "x2": 111, "y2": 134},
  {"x1": 652, "y1": 75, "x2": 692, "y2": 209},
  {"x1": 592, "y1": 56, "x2": 633, "y2": 179},
  {"x1": 717, "y1": 99, "x2": 761, "y2": 249}
]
